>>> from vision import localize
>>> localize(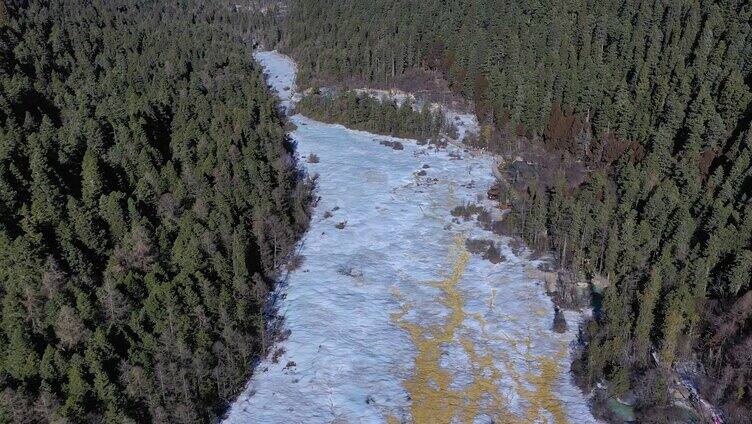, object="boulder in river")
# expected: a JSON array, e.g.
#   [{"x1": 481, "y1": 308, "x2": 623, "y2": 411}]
[
  {"x1": 553, "y1": 306, "x2": 568, "y2": 333},
  {"x1": 487, "y1": 183, "x2": 501, "y2": 200},
  {"x1": 379, "y1": 139, "x2": 404, "y2": 150}
]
